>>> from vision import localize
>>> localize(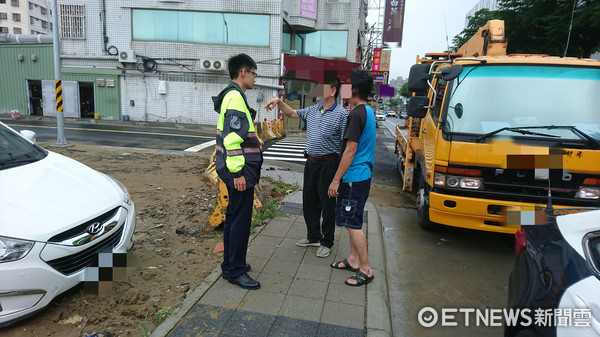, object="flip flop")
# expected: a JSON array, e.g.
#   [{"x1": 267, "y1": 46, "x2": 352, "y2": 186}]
[
  {"x1": 345, "y1": 270, "x2": 374, "y2": 287},
  {"x1": 330, "y1": 259, "x2": 359, "y2": 272}
]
